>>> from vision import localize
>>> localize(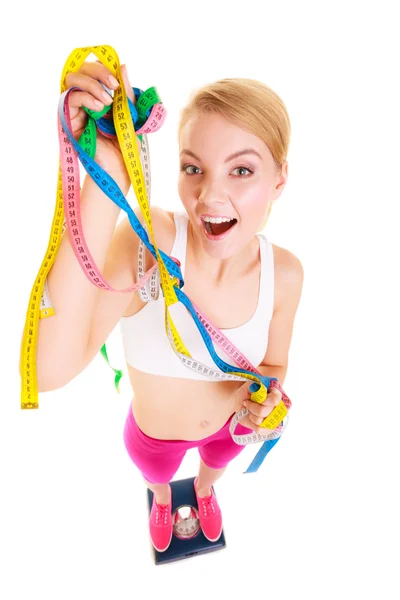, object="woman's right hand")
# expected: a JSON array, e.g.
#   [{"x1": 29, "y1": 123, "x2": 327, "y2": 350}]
[{"x1": 64, "y1": 61, "x2": 136, "y2": 187}]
